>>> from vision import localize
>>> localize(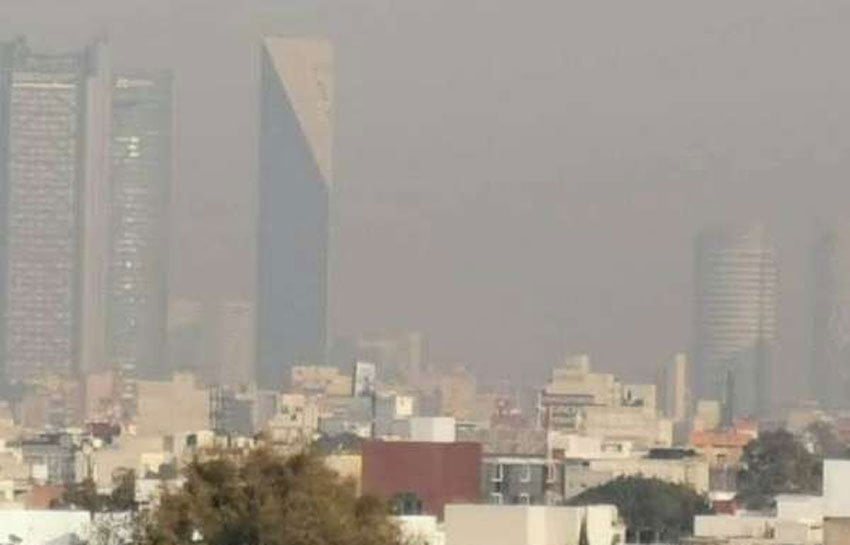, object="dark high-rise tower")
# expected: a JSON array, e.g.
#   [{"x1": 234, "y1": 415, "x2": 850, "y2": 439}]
[
  {"x1": 108, "y1": 72, "x2": 172, "y2": 380},
  {"x1": 0, "y1": 38, "x2": 111, "y2": 382},
  {"x1": 811, "y1": 224, "x2": 850, "y2": 409},
  {"x1": 694, "y1": 224, "x2": 777, "y2": 420},
  {"x1": 256, "y1": 38, "x2": 332, "y2": 388}
]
